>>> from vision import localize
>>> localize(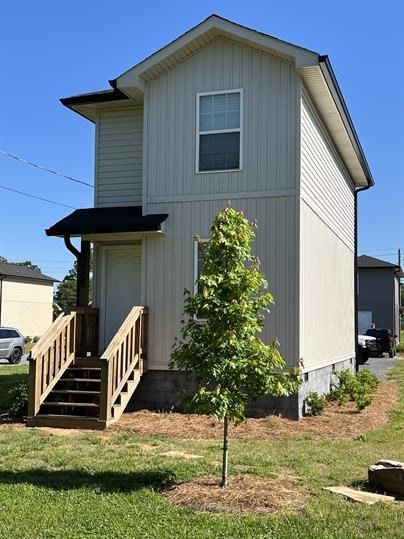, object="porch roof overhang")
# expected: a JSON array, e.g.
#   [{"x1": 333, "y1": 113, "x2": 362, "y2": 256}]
[{"x1": 46, "y1": 206, "x2": 168, "y2": 238}]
